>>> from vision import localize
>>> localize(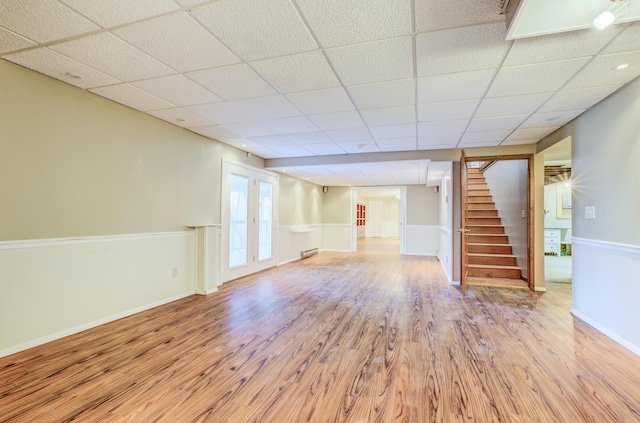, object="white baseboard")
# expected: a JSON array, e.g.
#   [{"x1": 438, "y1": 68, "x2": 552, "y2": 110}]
[
  {"x1": 403, "y1": 253, "x2": 437, "y2": 257},
  {"x1": 451, "y1": 280, "x2": 461, "y2": 286},
  {"x1": 0, "y1": 291, "x2": 194, "y2": 359},
  {"x1": 571, "y1": 308, "x2": 640, "y2": 358},
  {"x1": 534, "y1": 286, "x2": 547, "y2": 292},
  {"x1": 278, "y1": 257, "x2": 301, "y2": 266}
]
